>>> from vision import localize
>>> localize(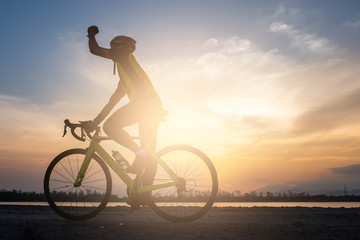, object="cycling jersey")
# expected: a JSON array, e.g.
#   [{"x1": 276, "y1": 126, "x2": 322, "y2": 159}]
[{"x1": 113, "y1": 52, "x2": 160, "y2": 102}]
